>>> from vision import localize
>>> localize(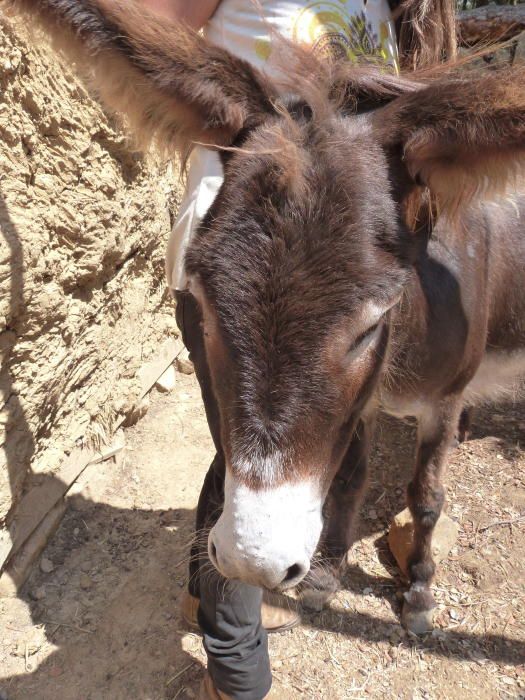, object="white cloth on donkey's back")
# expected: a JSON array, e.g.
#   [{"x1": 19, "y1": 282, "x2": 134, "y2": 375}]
[{"x1": 166, "y1": 0, "x2": 399, "y2": 291}]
